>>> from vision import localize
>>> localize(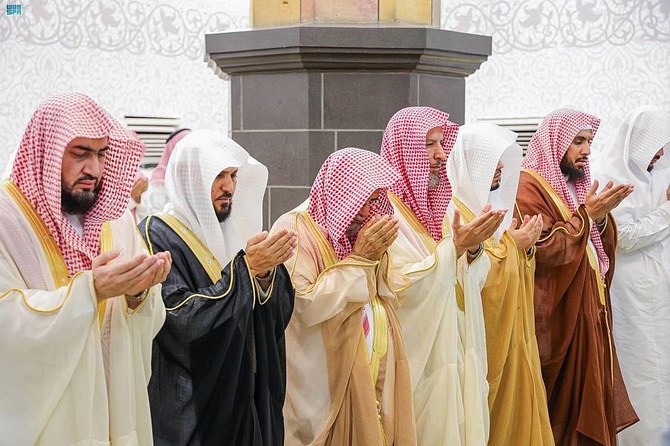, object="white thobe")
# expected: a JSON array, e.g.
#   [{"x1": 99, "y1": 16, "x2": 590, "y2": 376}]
[
  {"x1": 0, "y1": 189, "x2": 165, "y2": 445},
  {"x1": 389, "y1": 196, "x2": 491, "y2": 445}
]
